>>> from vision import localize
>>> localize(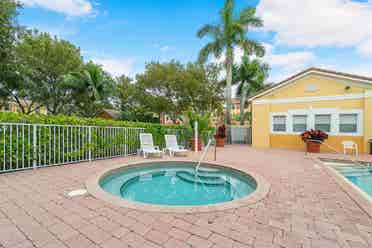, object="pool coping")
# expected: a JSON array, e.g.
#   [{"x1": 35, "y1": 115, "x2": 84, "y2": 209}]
[
  {"x1": 85, "y1": 160, "x2": 270, "y2": 213},
  {"x1": 319, "y1": 159, "x2": 372, "y2": 218}
]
